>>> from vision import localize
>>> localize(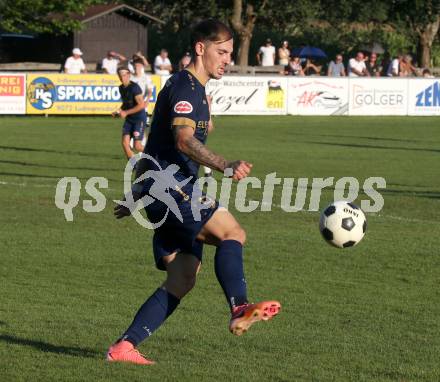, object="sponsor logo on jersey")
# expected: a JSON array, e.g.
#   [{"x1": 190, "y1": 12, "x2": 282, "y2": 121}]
[{"x1": 174, "y1": 101, "x2": 193, "y2": 114}]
